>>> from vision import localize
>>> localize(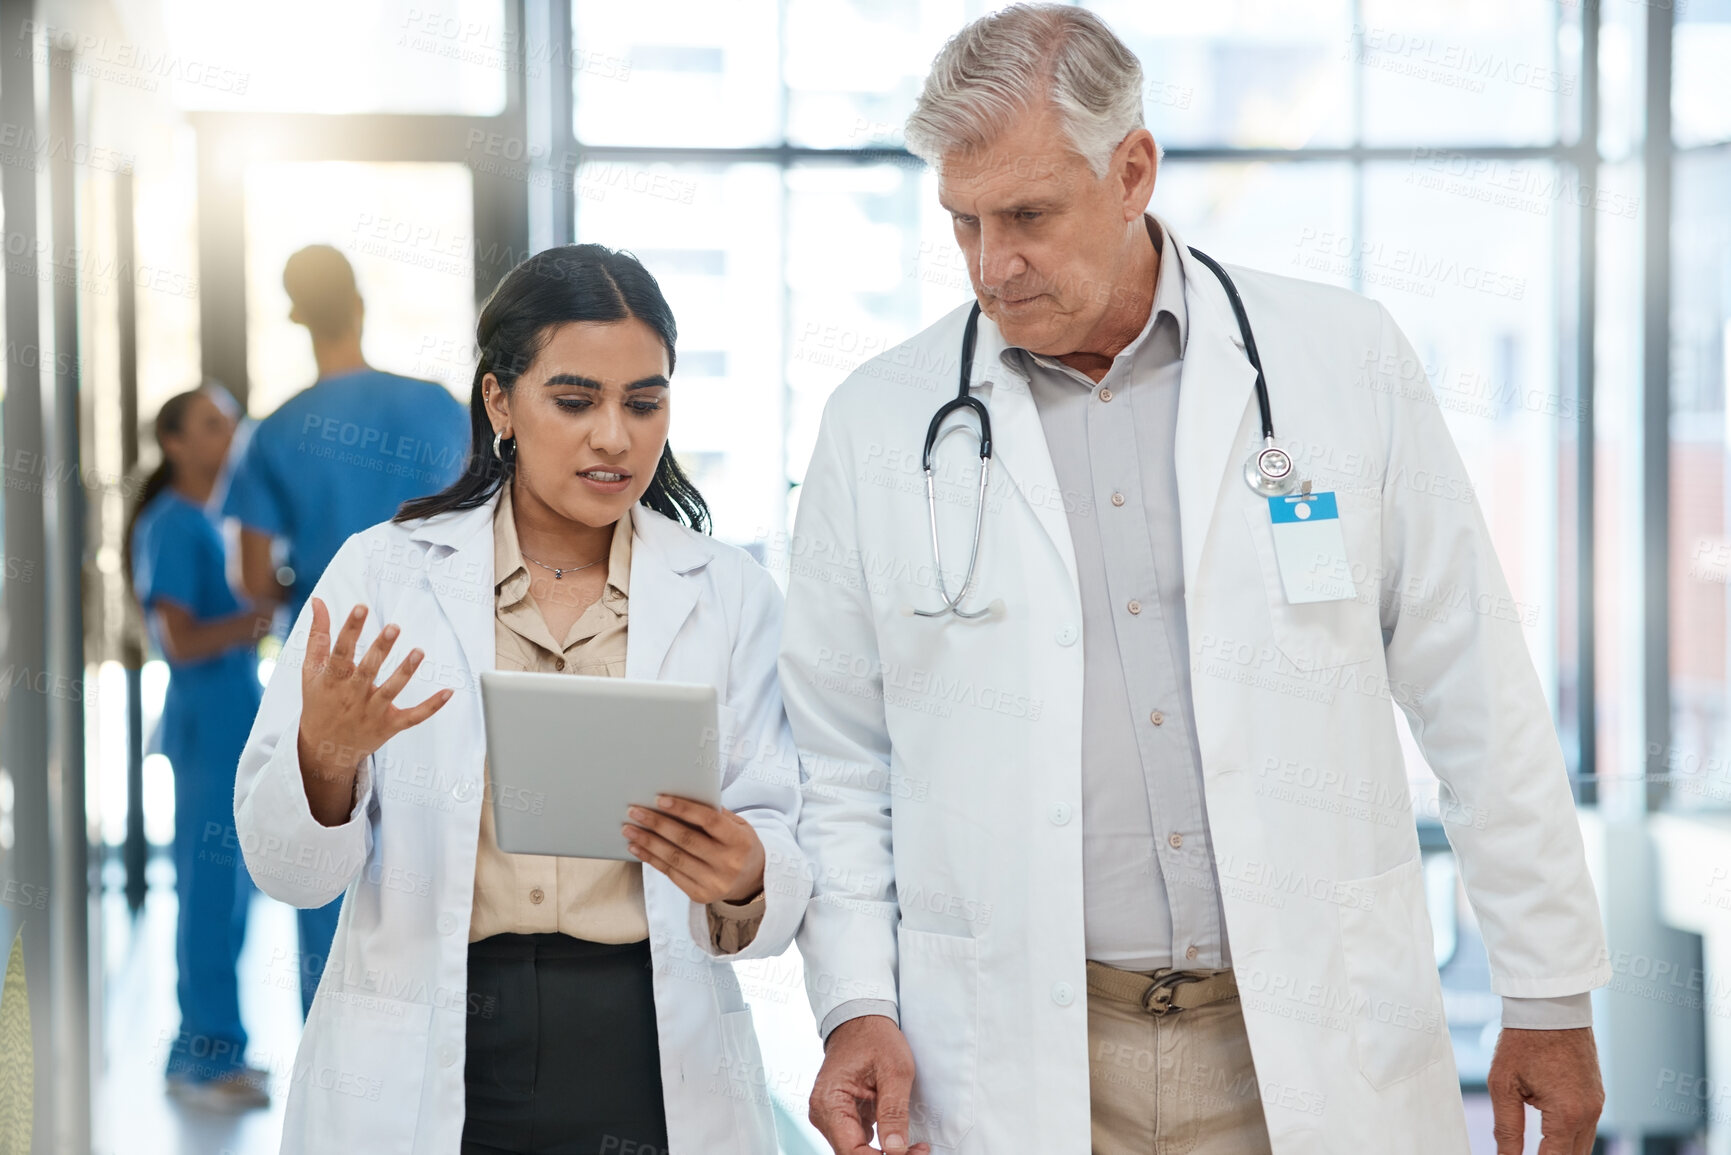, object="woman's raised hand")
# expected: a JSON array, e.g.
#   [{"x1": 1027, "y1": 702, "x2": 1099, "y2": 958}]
[{"x1": 296, "y1": 597, "x2": 453, "y2": 825}]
